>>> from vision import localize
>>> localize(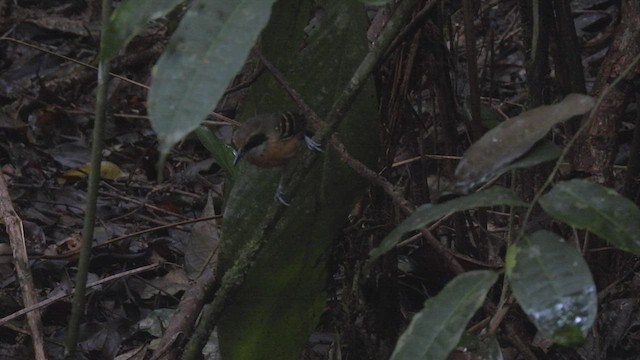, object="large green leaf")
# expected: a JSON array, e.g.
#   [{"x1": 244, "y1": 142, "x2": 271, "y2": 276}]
[
  {"x1": 506, "y1": 230, "x2": 597, "y2": 345},
  {"x1": 369, "y1": 187, "x2": 526, "y2": 261},
  {"x1": 148, "y1": 0, "x2": 276, "y2": 156},
  {"x1": 102, "y1": 0, "x2": 184, "y2": 62},
  {"x1": 539, "y1": 179, "x2": 640, "y2": 254},
  {"x1": 390, "y1": 271, "x2": 498, "y2": 360},
  {"x1": 454, "y1": 94, "x2": 594, "y2": 193},
  {"x1": 217, "y1": 1, "x2": 379, "y2": 359}
]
